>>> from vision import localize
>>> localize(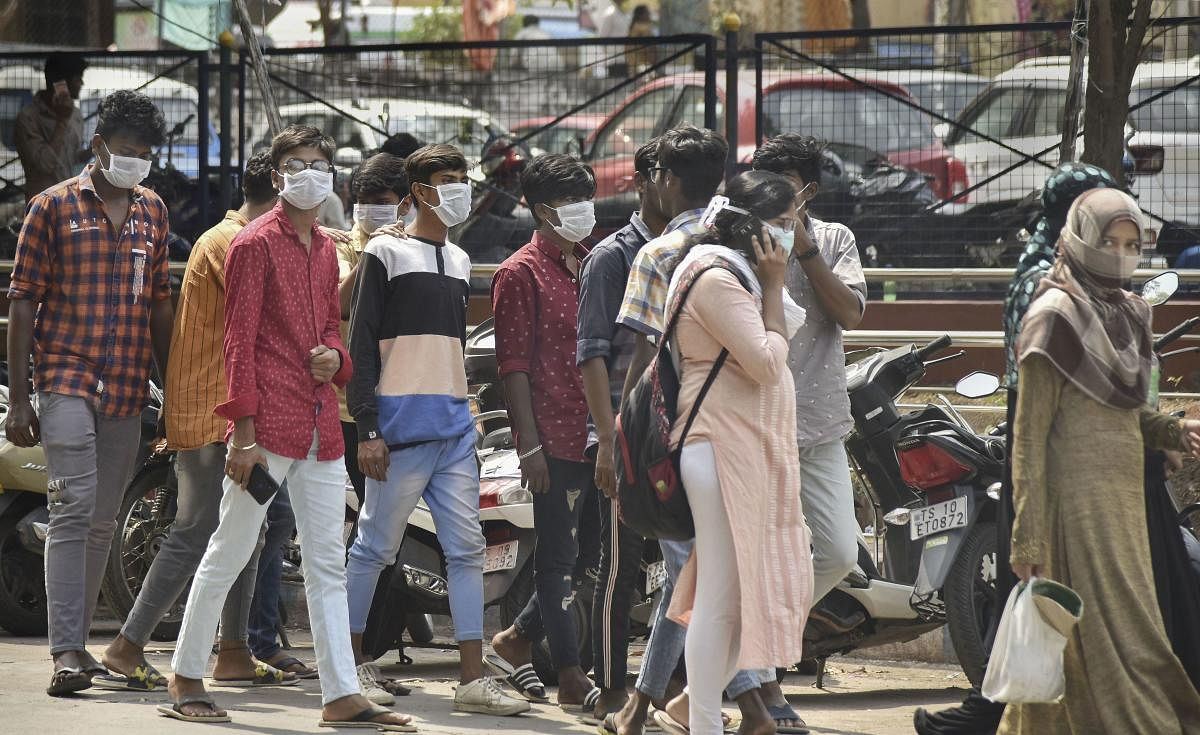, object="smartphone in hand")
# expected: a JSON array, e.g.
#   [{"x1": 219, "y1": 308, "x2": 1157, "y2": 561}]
[{"x1": 246, "y1": 464, "x2": 280, "y2": 505}]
